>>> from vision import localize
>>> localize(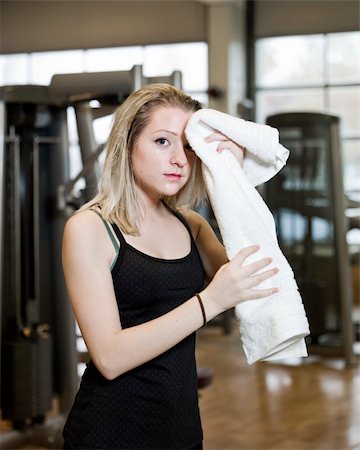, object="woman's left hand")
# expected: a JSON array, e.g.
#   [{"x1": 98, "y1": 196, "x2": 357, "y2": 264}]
[{"x1": 205, "y1": 131, "x2": 246, "y2": 167}]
